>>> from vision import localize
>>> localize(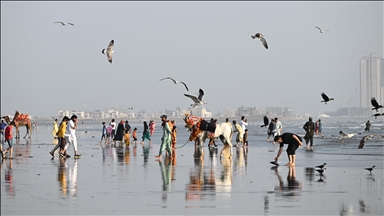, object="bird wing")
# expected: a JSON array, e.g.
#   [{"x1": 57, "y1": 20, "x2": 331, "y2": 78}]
[
  {"x1": 54, "y1": 21, "x2": 65, "y2": 25},
  {"x1": 180, "y1": 81, "x2": 189, "y2": 91},
  {"x1": 321, "y1": 92, "x2": 329, "y2": 101},
  {"x1": 159, "y1": 77, "x2": 177, "y2": 84},
  {"x1": 259, "y1": 37, "x2": 268, "y2": 49},
  {"x1": 315, "y1": 26, "x2": 322, "y2": 32},
  {"x1": 107, "y1": 40, "x2": 114, "y2": 52},
  {"x1": 263, "y1": 116, "x2": 269, "y2": 126},
  {"x1": 198, "y1": 89, "x2": 204, "y2": 101},
  {"x1": 184, "y1": 94, "x2": 200, "y2": 103},
  {"x1": 67, "y1": 22, "x2": 74, "y2": 26},
  {"x1": 371, "y1": 97, "x2": 379, "y2": 107}
]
